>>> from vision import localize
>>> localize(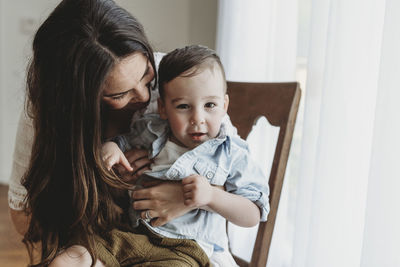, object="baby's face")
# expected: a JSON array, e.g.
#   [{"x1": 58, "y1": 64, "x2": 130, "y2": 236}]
[{"x1": 158, "y1": 66, "x2": 228, "y2": 149}]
